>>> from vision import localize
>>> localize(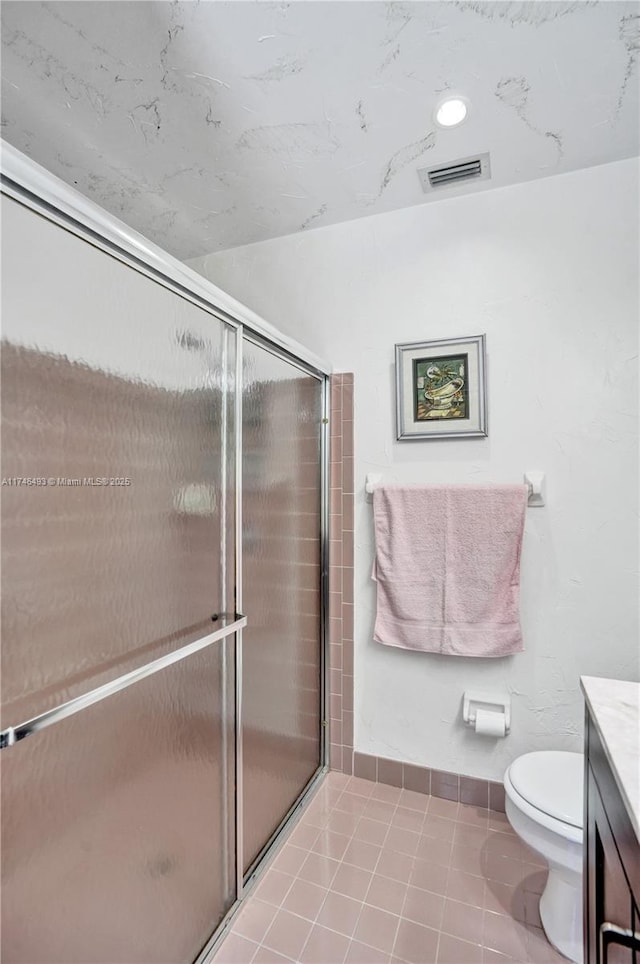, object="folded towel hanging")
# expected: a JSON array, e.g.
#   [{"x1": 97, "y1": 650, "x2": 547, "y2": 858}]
[{"x1": 372, "y1": 484, "x2": 528, "y2": 657}]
